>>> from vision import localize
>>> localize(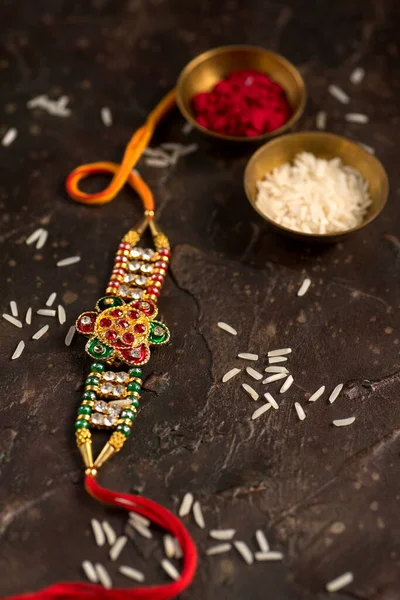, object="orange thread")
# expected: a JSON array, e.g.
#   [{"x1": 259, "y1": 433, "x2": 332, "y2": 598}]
[{"x1": 66, "y1": 89, "x2": 177, "y2": 212}]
